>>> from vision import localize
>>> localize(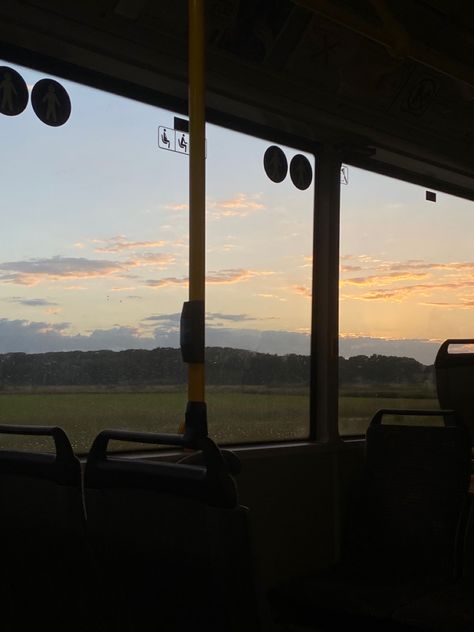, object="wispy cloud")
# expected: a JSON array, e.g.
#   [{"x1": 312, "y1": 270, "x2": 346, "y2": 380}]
[
  {"x1": 164, "y1": 193, "x2": 265, "y2": 218},
  {"x1": 341, "y1": 255, "x2": 474, "y2": 275},
  {"x1": 353, "y1": 279, "x2": 474, "y2": 302},
  {"x1": 340, "y1": 265, "x2": 363, "y2": 272},
  {"x1": 292, "y1": 285, "x2": 311, "y2": 298},
  {"x1": 0, "y1": 257, "x2": 127, "y2": 286},
  {"x1": 143, "y1": 313, "x2": 181, "y2": 323},
  {"x1": 164, "y1": 203, "x2": 188, "y2": 211},
  {"x1": 145, "y1": 268, "x2": 273, "y2": 290},
  {"x1": 110, "y1": 286, "x2": 137, "y2": 292},
  {"x1": 143, "y1": 312, "x2": 261, "y2": 324},
  {"x1": 340, "y1": 254, "x2": 382, "y2": 264},
  {"x1": 7, "y1": 297, "x2": 58, "y2": 307},
  {"x1": 206, "y1": 268, "x2": 273, "y2": 284},
  {"x1": 207, "y1": 312, "x2": 257, "y2": 322},
  {"x1": 126, "y1": 253, "x2": 175, "y2": 268},
  {"x1": 145, "y1": 276, "x2": 188, "y2": 289},
  {"x1": 93, "y1": 236, "x2": 167, "y2": 252},
  {"x1": 257, "y1": 293, "x2": 280, "y2": 299},
  {"x1": 341, "y1": 271, "x2": 428, "y2": 287},
  {"x1": 339, "y1": 255, "x2": 474, "y2": 308},
  {"x1": 209, "y1": 193, "x2": 265, "y2": 218},
  {"x1": 0, "y1": 252, "x2": 176, "y2": 286}
]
